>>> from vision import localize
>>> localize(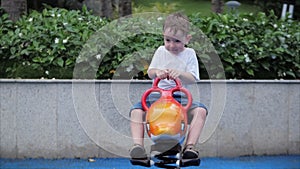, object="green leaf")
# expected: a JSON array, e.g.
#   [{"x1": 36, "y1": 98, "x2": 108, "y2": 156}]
[
  {"x1": 10, "y1": 47, "x2": 16, "y2": 55},
  {"x1": 32, "y1": 57, "x2": 42, "y2": 63},
  {"x1": 65, "y1": 58, "x2": 73, "y2": 66},
  {"x1": 285, "y1": 71, "x2": 296, "y2": 78},
  {"x1": 56, "y1": 58, "x2": 64, "y2": 67},
  {"x1": 246, "y1": 69, "x2": 254, "y2": 76}
]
